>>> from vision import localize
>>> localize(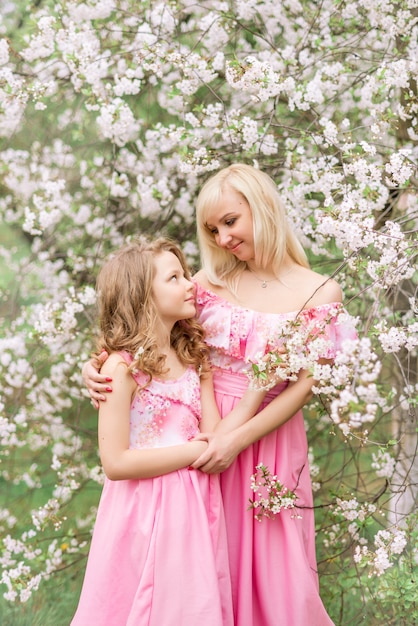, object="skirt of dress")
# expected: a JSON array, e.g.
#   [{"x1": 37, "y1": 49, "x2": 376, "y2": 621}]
[
  {"x1": 214, "y1": 371, "x2": 335, "y2": 626},
  {"x1": 71, "y1": 468, "x2": 233, "y2": 626}
]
